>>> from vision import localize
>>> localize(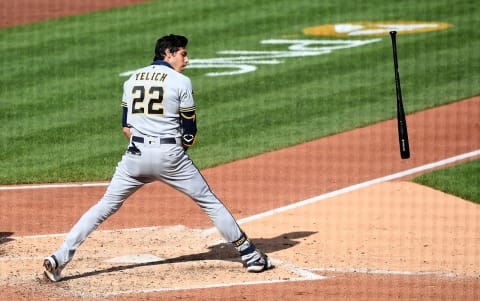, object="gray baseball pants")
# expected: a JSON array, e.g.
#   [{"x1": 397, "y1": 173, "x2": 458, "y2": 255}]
[{"x1": 53, "y1": 136, "x2": 243, "y2": 267}]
